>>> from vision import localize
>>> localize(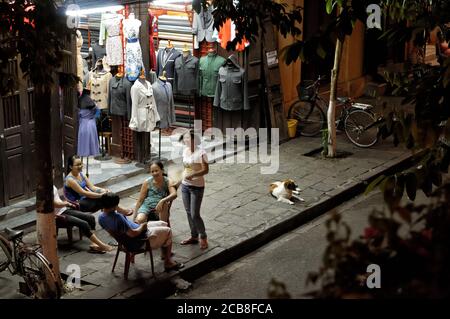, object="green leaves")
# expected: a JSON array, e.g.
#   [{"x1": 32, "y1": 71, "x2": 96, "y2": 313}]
[{"x1": 326, "y1": 0, "x2": 334, "y2": 14}]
